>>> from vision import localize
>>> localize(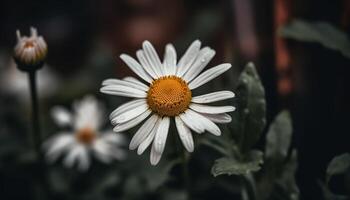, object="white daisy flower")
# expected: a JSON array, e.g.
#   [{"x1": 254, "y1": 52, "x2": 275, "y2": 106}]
[
  {"x1": 14, "y1": 27, "x2": 47, "y2": 70},
  {"x1": 100, "y1": 40, "x2": 235, "y2": 165},
  {"x1": 43, "y1": 95, "x2": 126, "y2": 171}
]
